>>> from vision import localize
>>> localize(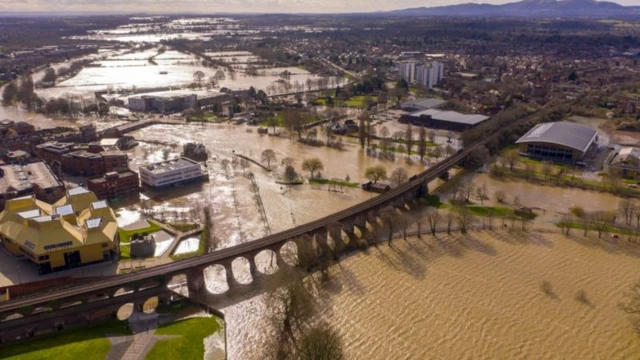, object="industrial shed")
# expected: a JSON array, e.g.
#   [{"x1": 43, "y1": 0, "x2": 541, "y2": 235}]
[
  {"x1": 399, "y1": 109, "x2": 489, "y2": 131},
  {"x1": 515, "y1": 122, "x2": 598, "y2": 162}
]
